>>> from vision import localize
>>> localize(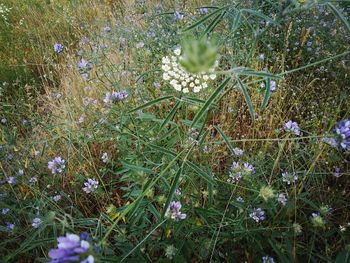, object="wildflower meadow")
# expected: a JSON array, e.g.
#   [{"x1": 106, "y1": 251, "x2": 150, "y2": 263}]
[{"x1": 0, "y1": 0, "x2": 350, "y2": 262}]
